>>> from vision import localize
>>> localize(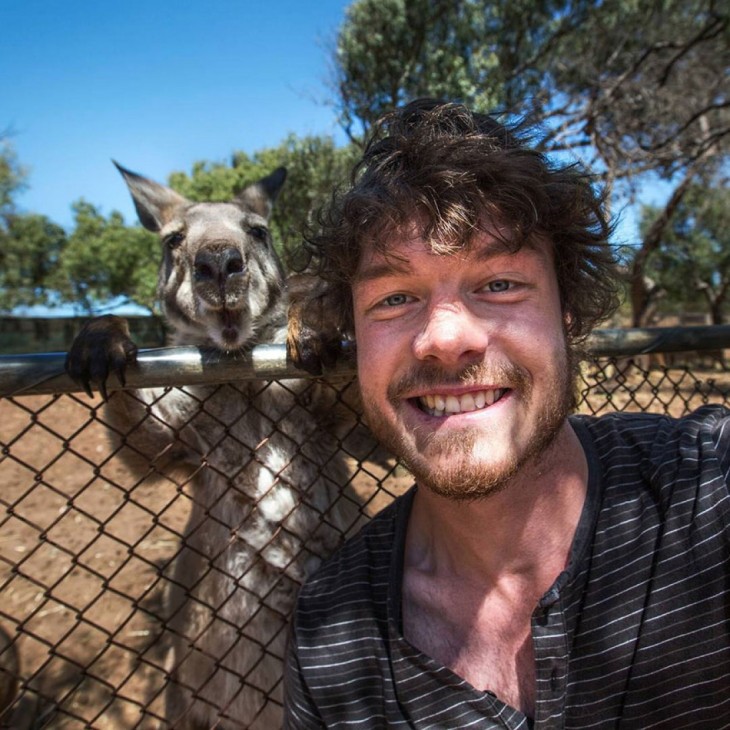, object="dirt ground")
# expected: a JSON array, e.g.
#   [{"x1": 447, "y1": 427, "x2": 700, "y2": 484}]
[
  {"x1": 0, "y1": 387, "x2": 408, "y2": 729},
  {"x1": 0, "y1": 363, "x2": 728, "y2": 728},
  {"x1": 0, "y1": 392, "x2": 187, "y2": 728}
]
